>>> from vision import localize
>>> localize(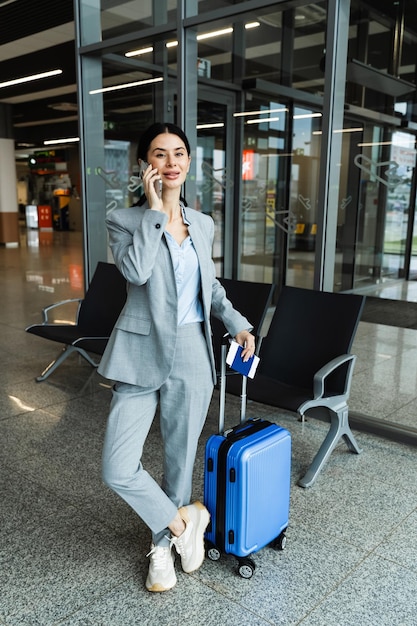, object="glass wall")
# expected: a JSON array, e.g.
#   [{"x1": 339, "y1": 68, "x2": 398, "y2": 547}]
[
  {"x1": 337, "y1": 0, "x2": 417, "y2": 293},
  {"x1": 76, "y1": 0, "x2": 417, "y2": 292},
  {"x1": 79, "y1": 1, "x2": 177, "y2": 44},
  {"x1": 287, "y1": 107, "x2": 322, "y2": 289},
  {"x1": 74, "y1": 0, "x2": 417, "y2": 438},
  {"x1": 196, "y1": 91, "x2": 230, "y2": 276},
  {"x1": 237, "y1": 99, "x2": 289, "y2": 285}
]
